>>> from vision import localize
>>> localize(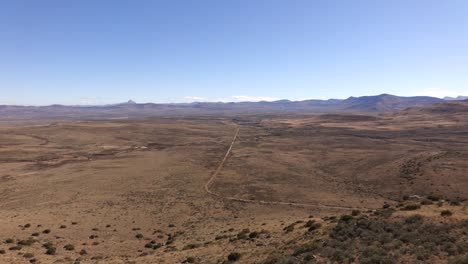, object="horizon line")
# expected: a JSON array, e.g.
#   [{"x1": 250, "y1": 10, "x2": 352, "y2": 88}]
[{"x1": 1, "y1": 93, "x2": 467, "y2": 107}]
